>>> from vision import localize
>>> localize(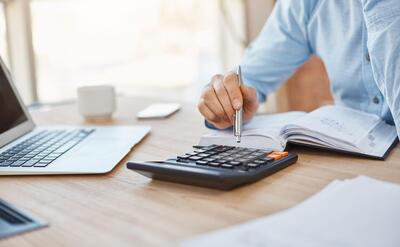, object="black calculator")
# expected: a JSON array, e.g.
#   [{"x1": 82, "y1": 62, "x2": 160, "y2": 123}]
[{"x1": 127, "y1": 145, "x2": 298, "y2": 190}]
